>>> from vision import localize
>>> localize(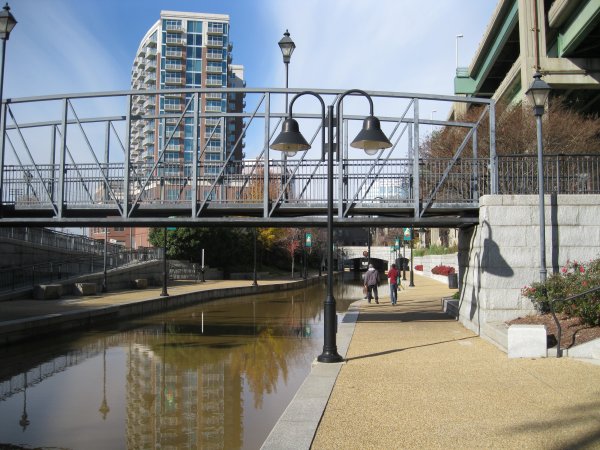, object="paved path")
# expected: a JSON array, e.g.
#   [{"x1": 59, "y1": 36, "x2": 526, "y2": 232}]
[{"x1": 310, "y1": 274, "x2": 600, "y2": 449}]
